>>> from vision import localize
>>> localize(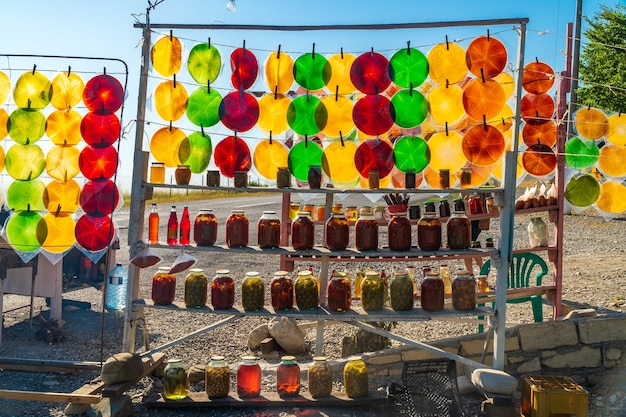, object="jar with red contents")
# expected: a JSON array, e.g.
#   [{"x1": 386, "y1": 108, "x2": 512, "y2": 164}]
[
  {"x1": 270, "y1": 271, "x2": 294, "y2": 311},
  {"x1": 447, "y1": 211, "x2": 471, "y2": 250},
  {"x1": 291, "y1": 211, "x2": 314, "y2": 250},
  {"x1": 237, "y1": 356, "x2": 261, "y2": 398},
  {"x1": 355, "y1": 206, "x2": 378, "y2": 251},
  {"x1": 468, "y1": 194, "x2": 484, "y2": 215},
  {"x1": 325, "y1": 212, "x2": 349, "y2": 250},
  {"x1": 276, "y1": 356, "x2": 300, "y2": 397},
  {"x1": 193, "y1": 209, "x2": 217, "y2": 246},
  {"x1": 211, "y1": 269, "x2": 235, "y2": 309},
  {"x1": 417, "y1": 212, "x2": 442, "y2": 251},
  {"x1": 226, "y1": 210, "x2": 249, "y2": 248},
  {"x1": 388, "y1": 211, "x2": 412, "y2": 251},
  {"x1": 151, "y1": 267, "x2": 176, "y2": 305},
  {"x1": 327, "y1": 271, "x2": 351, "y2": 312},
  {"x1": 420, "y1": 271, "x2": 444, "y2": 312},
  {"x1": 257, "y1": 211, "x2": 281, "y2": 248}
]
